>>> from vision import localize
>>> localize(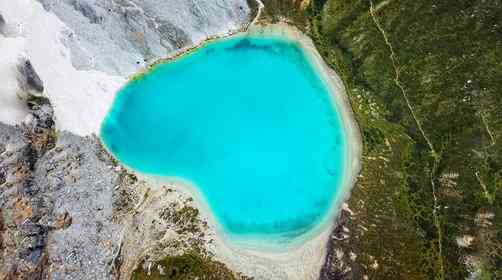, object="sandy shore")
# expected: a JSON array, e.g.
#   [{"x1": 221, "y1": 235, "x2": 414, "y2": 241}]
[{"x1": 110, "y1": 23, "x2": 362, "y2": 280}]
